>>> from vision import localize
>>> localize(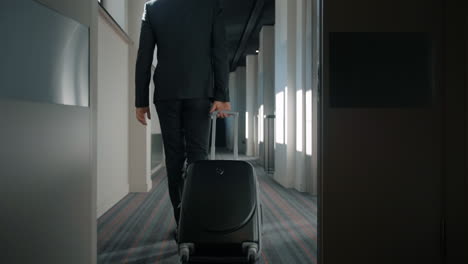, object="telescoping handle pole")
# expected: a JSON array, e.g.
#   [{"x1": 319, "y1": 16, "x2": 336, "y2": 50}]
[{"x1": 210, "y1": 111, "x2": 239, "y2": 160}]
